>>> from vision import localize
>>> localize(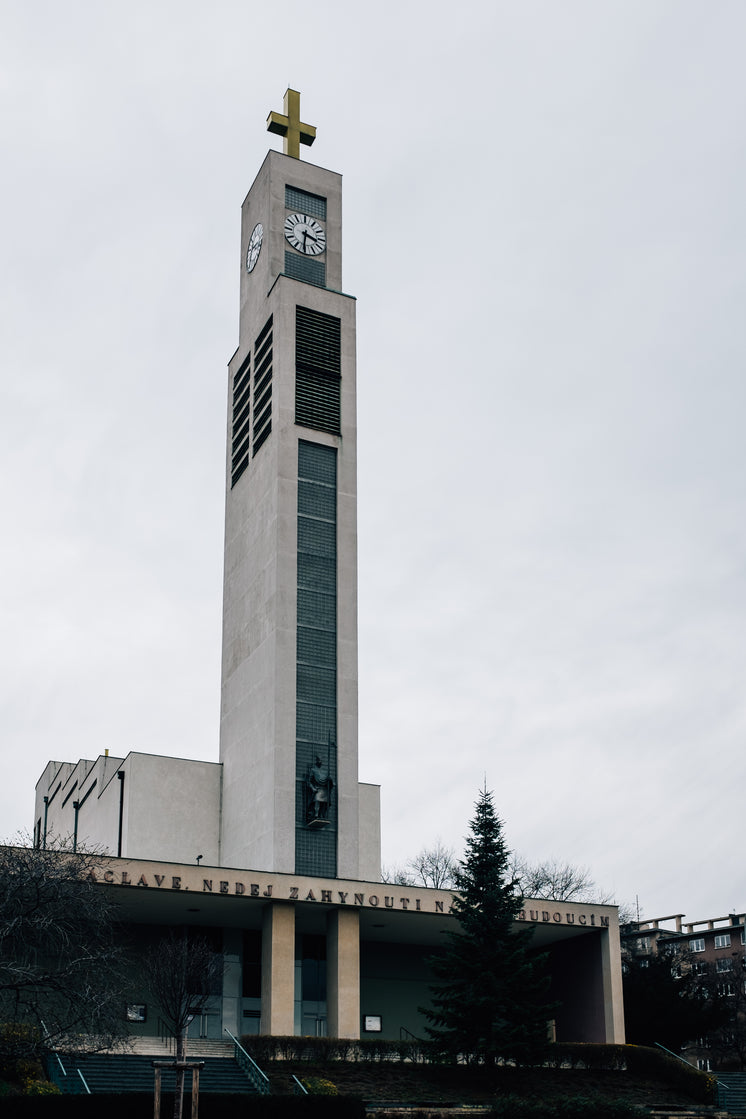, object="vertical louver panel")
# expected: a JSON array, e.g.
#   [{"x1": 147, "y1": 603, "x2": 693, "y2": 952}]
[
  {"x1": 230, "y1": 352, "x2": 251, "y2": 487},
  {"x1": 252, "y1": 315, "x2": 272, "y2": 455},
  {"x1": 295, "y1": 306, "x2": 341, "y2": 435}
]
